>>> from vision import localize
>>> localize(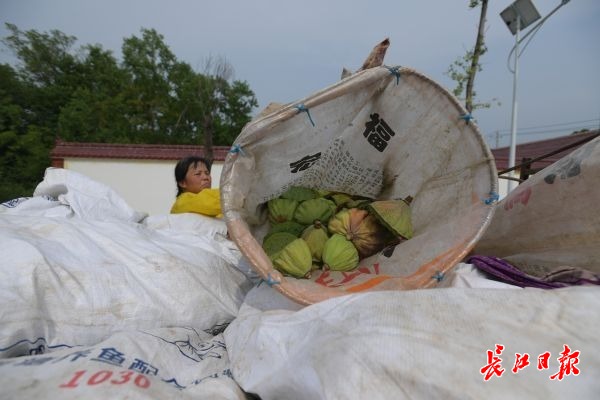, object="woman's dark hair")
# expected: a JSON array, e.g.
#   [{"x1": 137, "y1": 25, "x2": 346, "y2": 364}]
[{"x1": 174, "y1": 156, "x2": 212, "y2": 196}]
